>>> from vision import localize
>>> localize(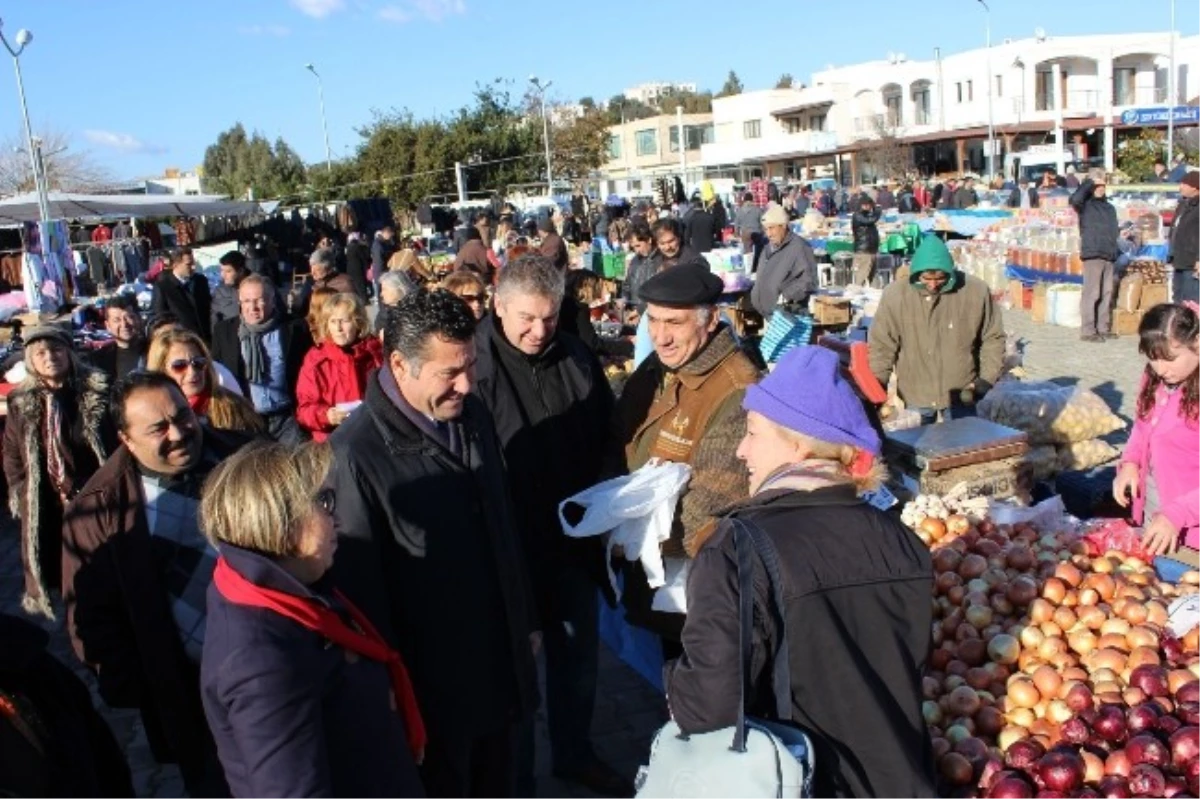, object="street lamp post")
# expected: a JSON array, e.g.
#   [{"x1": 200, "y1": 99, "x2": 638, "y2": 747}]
[
  {"x1": 304, "y1": 63, "x2": 333, "y2": 173},
  {"x1": 0, "y1": 20, "x2": 50, "y2": 223},
  {"x1": 1167, "y1": 0, "x2": 1176, "y2": 167},
  {"x1": 978, "y1": 0, "x2": 997, "y2": 180},
  {"x1": 529, "y1": 76, "x2": 554, "y2": 198}
]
